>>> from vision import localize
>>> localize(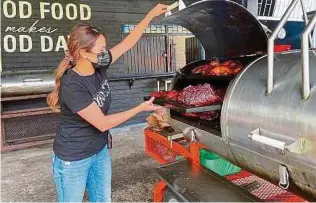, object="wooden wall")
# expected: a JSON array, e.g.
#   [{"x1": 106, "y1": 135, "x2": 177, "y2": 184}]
[{"x1": 1, "y1": 0, "x2": 191, "y2": 126}]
